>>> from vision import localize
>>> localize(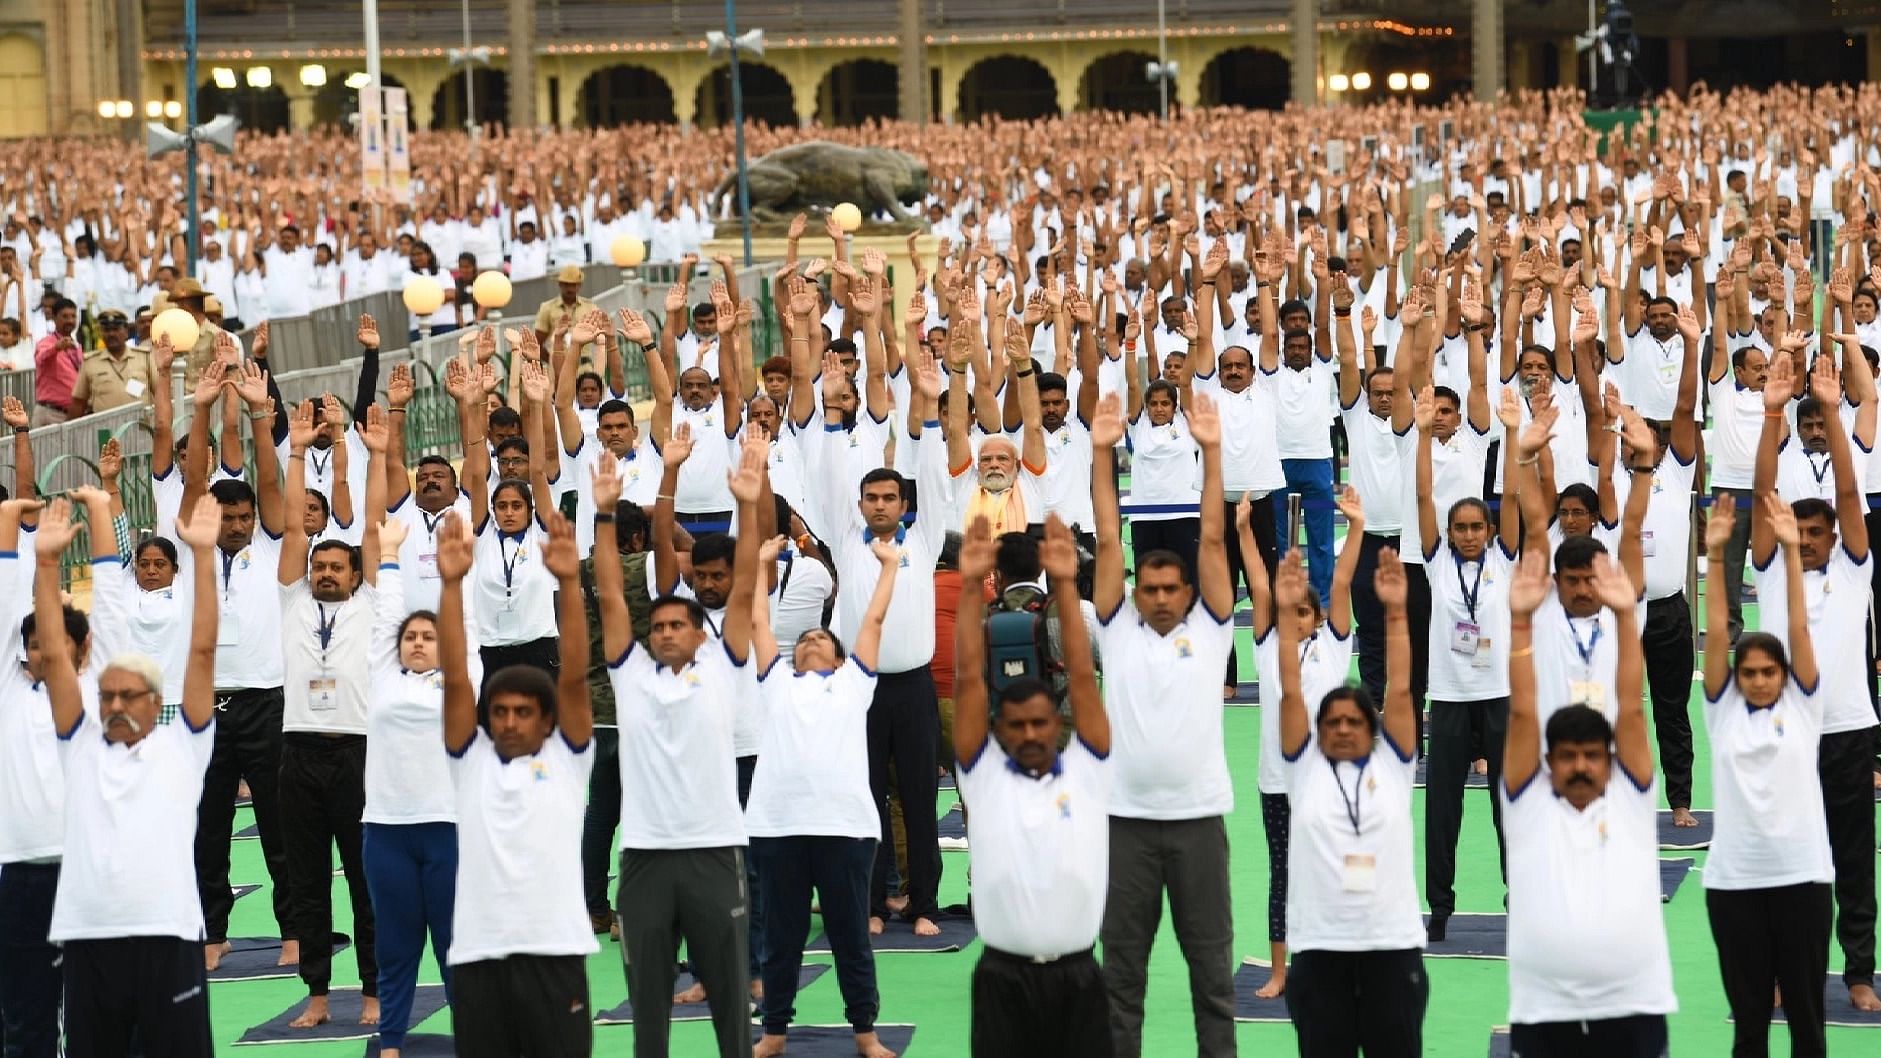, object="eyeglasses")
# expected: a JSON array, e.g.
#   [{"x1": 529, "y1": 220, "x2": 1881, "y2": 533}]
[{"x1": 97, "y1": 688, "x2": 155, "y2": 705}]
